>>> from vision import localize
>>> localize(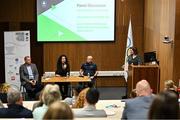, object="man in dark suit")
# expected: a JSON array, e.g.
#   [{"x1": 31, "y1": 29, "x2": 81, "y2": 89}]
[
  {"x1": 0, "y1": 87, "x2": 33, "y2": 118},
  {"x1": 122, "y1": 80, "x2": 155, "y2": 120},
  {"x1": 19, "y1": 56, "x2": 42, "y2": 99}
]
